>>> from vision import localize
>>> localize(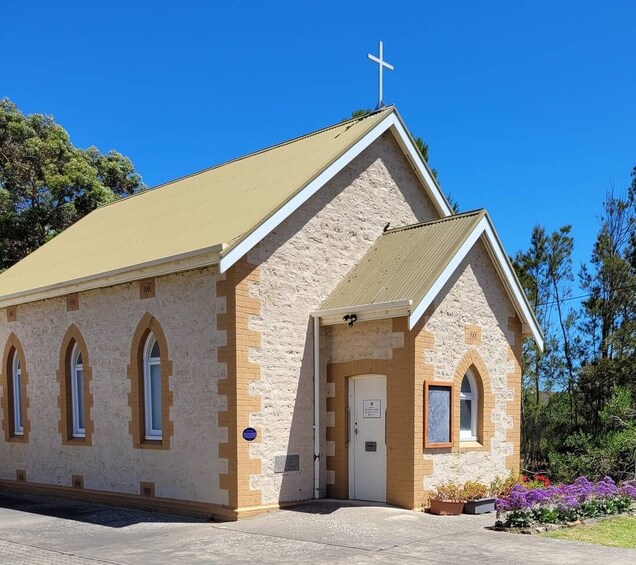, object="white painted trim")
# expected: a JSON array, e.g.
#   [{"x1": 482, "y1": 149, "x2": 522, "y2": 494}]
[
  {"x1": 12, "y1": 353, "x2": 23, "y2": 436},
  {"x1": 219, "y1": 110, "x2": 453, "y2": 273},
  {"x1": 220, "y1": 117, "x2": 395, "y2": 273},
  {"x1": 459, "y1": 369, "x2": 478, "y2": 441},
  {"x1": 481, "y1": 222, "x2": 544, "y2": 350},
  {"x1": 409, "y1": 218, "x2": 487, "y2": 331},
  {"x1": 313, "y1": 315, "x2": 320, "y2": 499},
  {"x1": 143, "y1": 334, "x2": 162, "y2": 441},
  {"x1": 408, "y1": 216, "x2": 544, "y2": 350},
  {"x1": 0, "y1": 246, "x2": 223, "y2": 309},
  {"x1": 311, "y1": 299, "x2": 412, "y2": 326},
  {"x1": 387, "y1": 111, "x2": 452, "y2": 217},
  {"x1": 70, "y1": 343, "x2": 85, "y2": 438}
]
